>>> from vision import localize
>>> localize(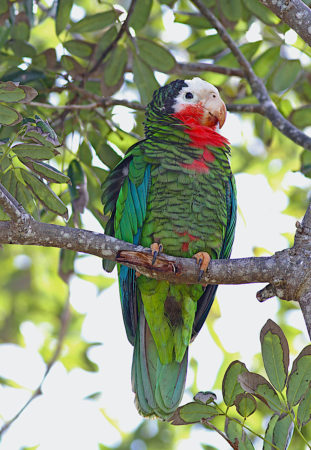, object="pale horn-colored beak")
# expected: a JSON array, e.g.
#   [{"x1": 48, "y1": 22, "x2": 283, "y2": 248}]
[
  {"x1": 215, "y1": 100, "x2": 227, "y2": 129},
  {"x1": 202, "y1": 97, "x2": 227, "y2": 128}
]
